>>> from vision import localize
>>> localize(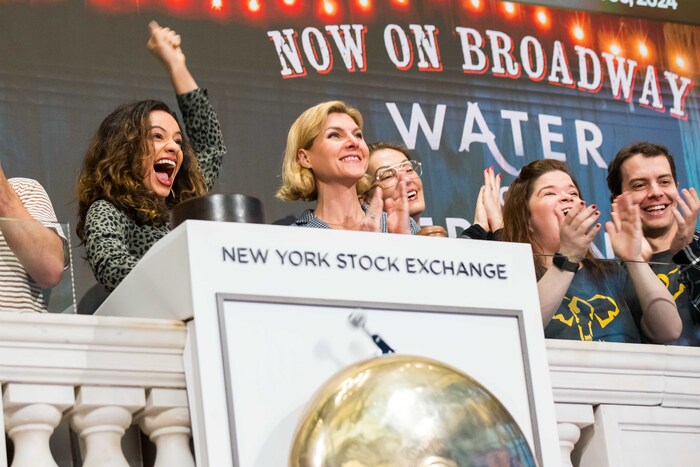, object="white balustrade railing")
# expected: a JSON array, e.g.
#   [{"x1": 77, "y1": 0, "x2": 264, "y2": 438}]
[
  {"x1": 547, "y1": 340, "x2": 700, "y2": 466},
  {"x1": 0, "y1": 312, "x2": 191, "y2": 467},
  {"x1": 0, "y1": 312, "x2": 697, "y2": 466}
]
